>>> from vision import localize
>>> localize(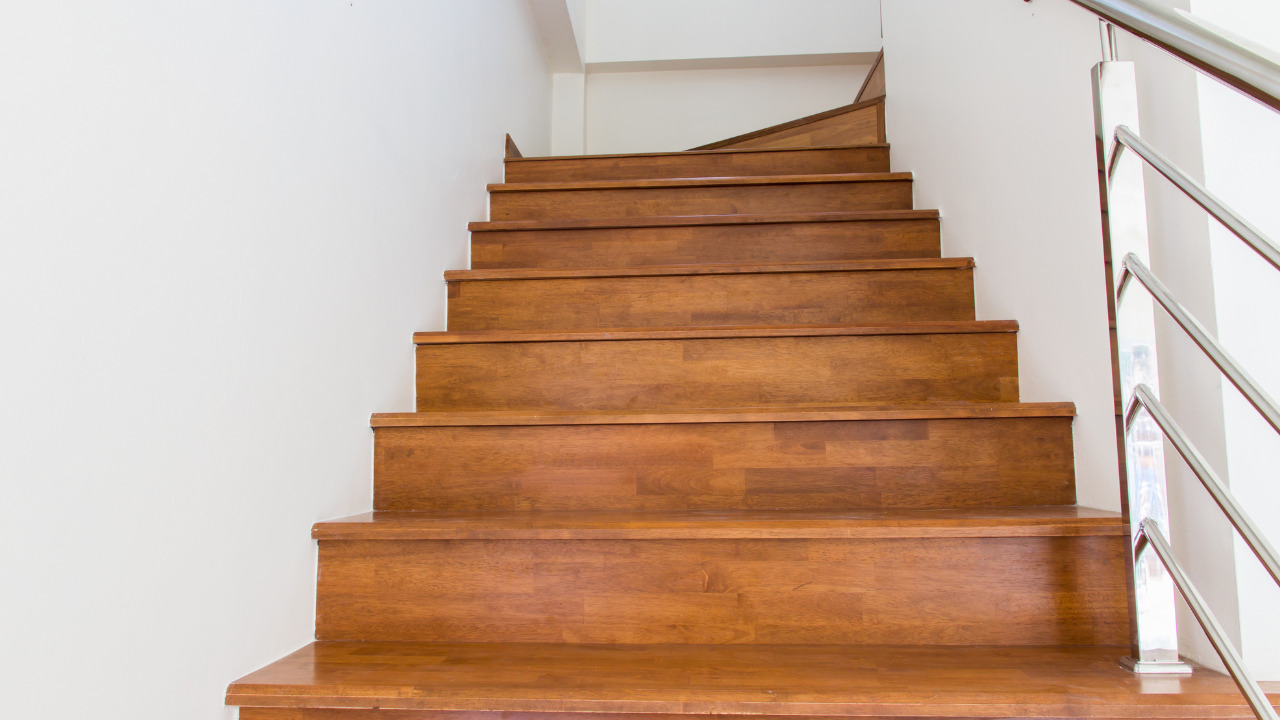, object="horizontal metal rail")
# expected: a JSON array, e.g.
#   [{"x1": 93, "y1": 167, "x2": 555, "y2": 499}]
[
  {"x1": 1118, "y1": 253, "x2": 1280, "y2": 436},
  {"x1": 1126, "y1": 384, "x2": 1280, "y2": 587},
  {"x1": 1109, "y1": 126, "x2": 1280, "y2": 273},
  {"x1": 1068, "y1": 0, "x2": 1280, "y2": 112},
  {"x1": 1137, "y1": 518, "x2": 1280, "y2": 720}
]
